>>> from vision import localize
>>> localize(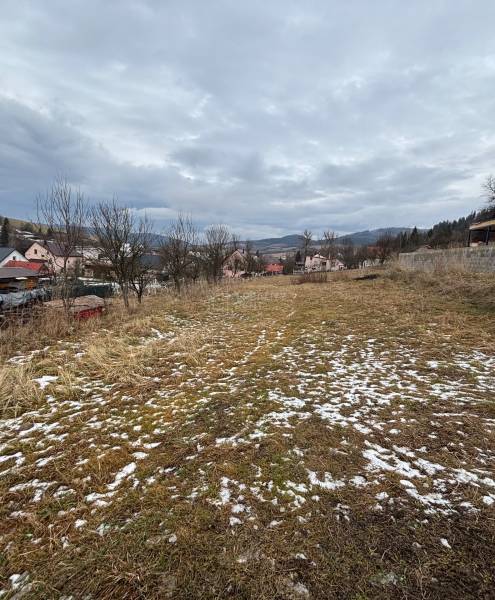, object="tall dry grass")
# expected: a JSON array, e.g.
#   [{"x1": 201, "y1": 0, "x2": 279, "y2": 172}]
[
  {"x1": 81, "y1": 334, "x2": 159, "y2": 385},
  {"x1": 0, "y1": 306, "x2": 74, "y2": 360},
  {"x1": 386, "y1": 262, "x2": 495, "y2": 312},
  {"x1": 0, "y1": 362, "x2": 44, "y2": 418},
  {"x1": 0, "y1": 287, "x2": 177, "y2": 362},
  {"x1": 0, "y1": 279, "x2": 233, "y2": 416},
  {"x1": 293, "y1": 271, "x2": 329, "y2": 285}
]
